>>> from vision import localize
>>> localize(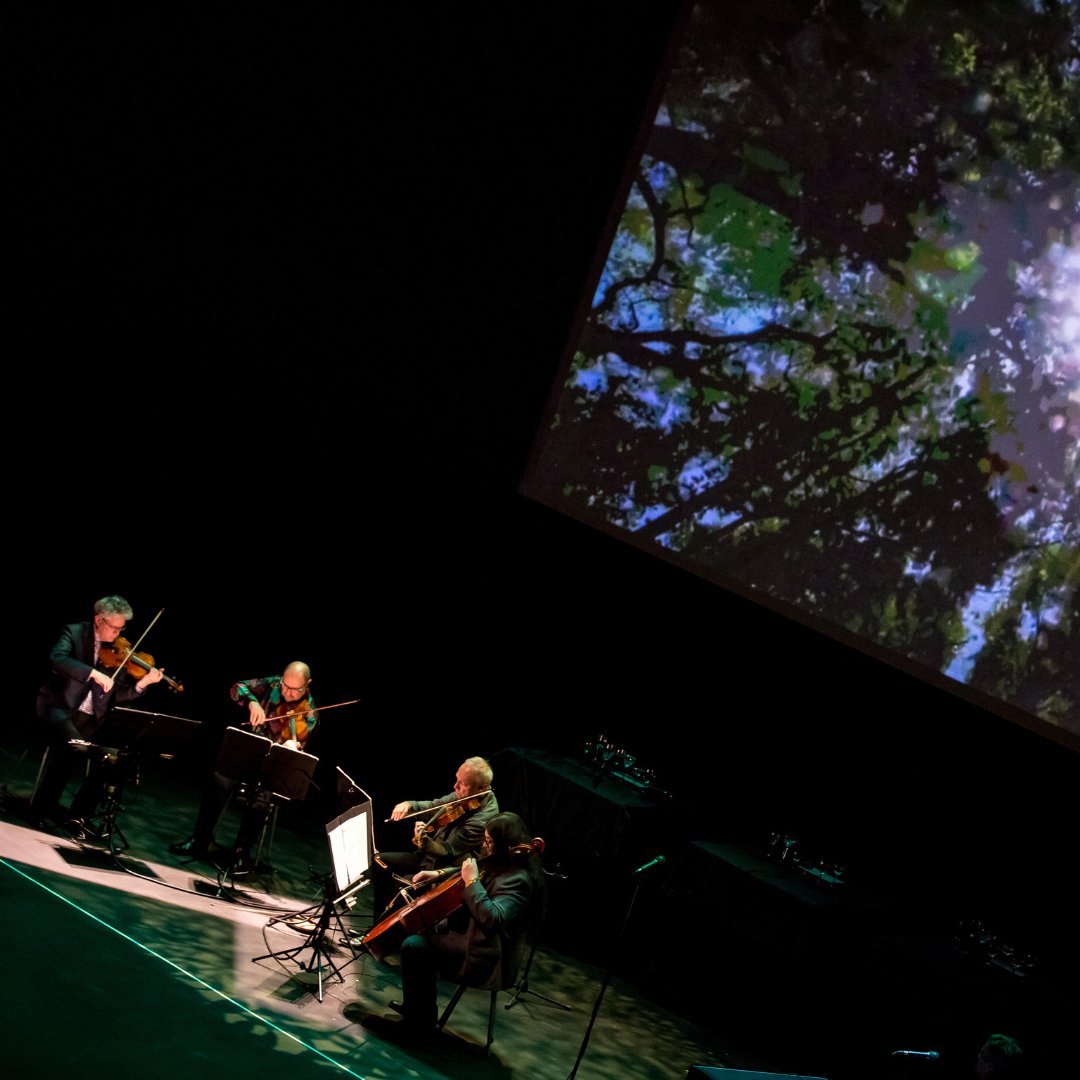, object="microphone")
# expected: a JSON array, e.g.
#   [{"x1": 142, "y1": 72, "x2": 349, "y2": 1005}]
[
  {"x1": 891, "y1": 1051, "x2": 940, "y2": 1060},
  {"x1": 632, "y1": 855, "x2": 666, "y2": 875}
]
